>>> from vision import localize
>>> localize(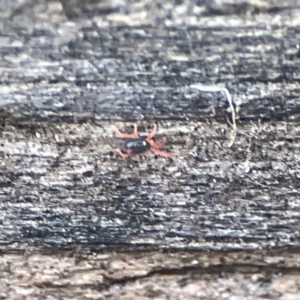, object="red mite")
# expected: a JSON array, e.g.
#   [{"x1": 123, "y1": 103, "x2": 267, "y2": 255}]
[{"x1": 112, "y1": 124, "x2": 176, "y2": 160}]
